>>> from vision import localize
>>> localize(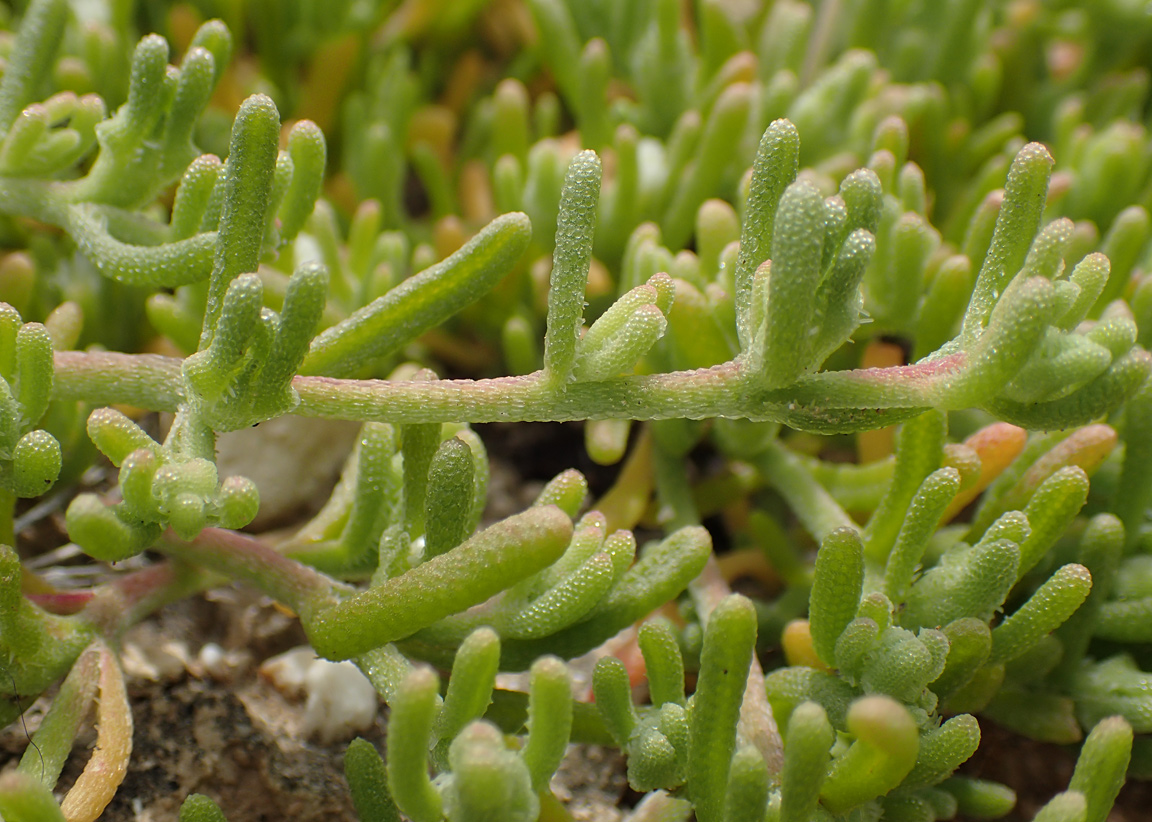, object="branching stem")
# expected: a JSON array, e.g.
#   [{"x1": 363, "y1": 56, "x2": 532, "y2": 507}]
[{"x1": 53, "y1": 351, "x2": 956, "y2": 432}]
